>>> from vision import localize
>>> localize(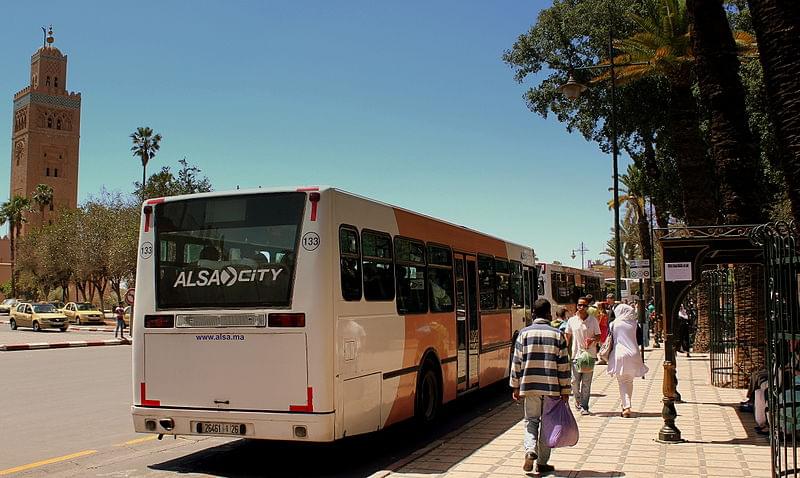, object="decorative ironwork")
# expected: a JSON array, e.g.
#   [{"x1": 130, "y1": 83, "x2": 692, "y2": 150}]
[
  {"x1": 657, "y1": 224, "x2": 757, "y2": 241},
  {"x1": 705, "y1": 268, "x2": 737, "y2": 387},
  {"x1": 751, "y1": 221, "x2": 800, "y2": 477}
]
